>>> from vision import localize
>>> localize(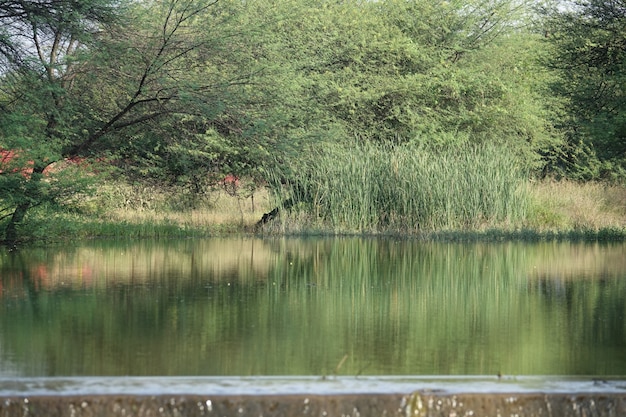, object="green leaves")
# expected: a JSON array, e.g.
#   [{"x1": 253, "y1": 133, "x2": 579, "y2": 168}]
[{"x1": 542, "y1": 0, "x2": 626, "y2": 179}]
